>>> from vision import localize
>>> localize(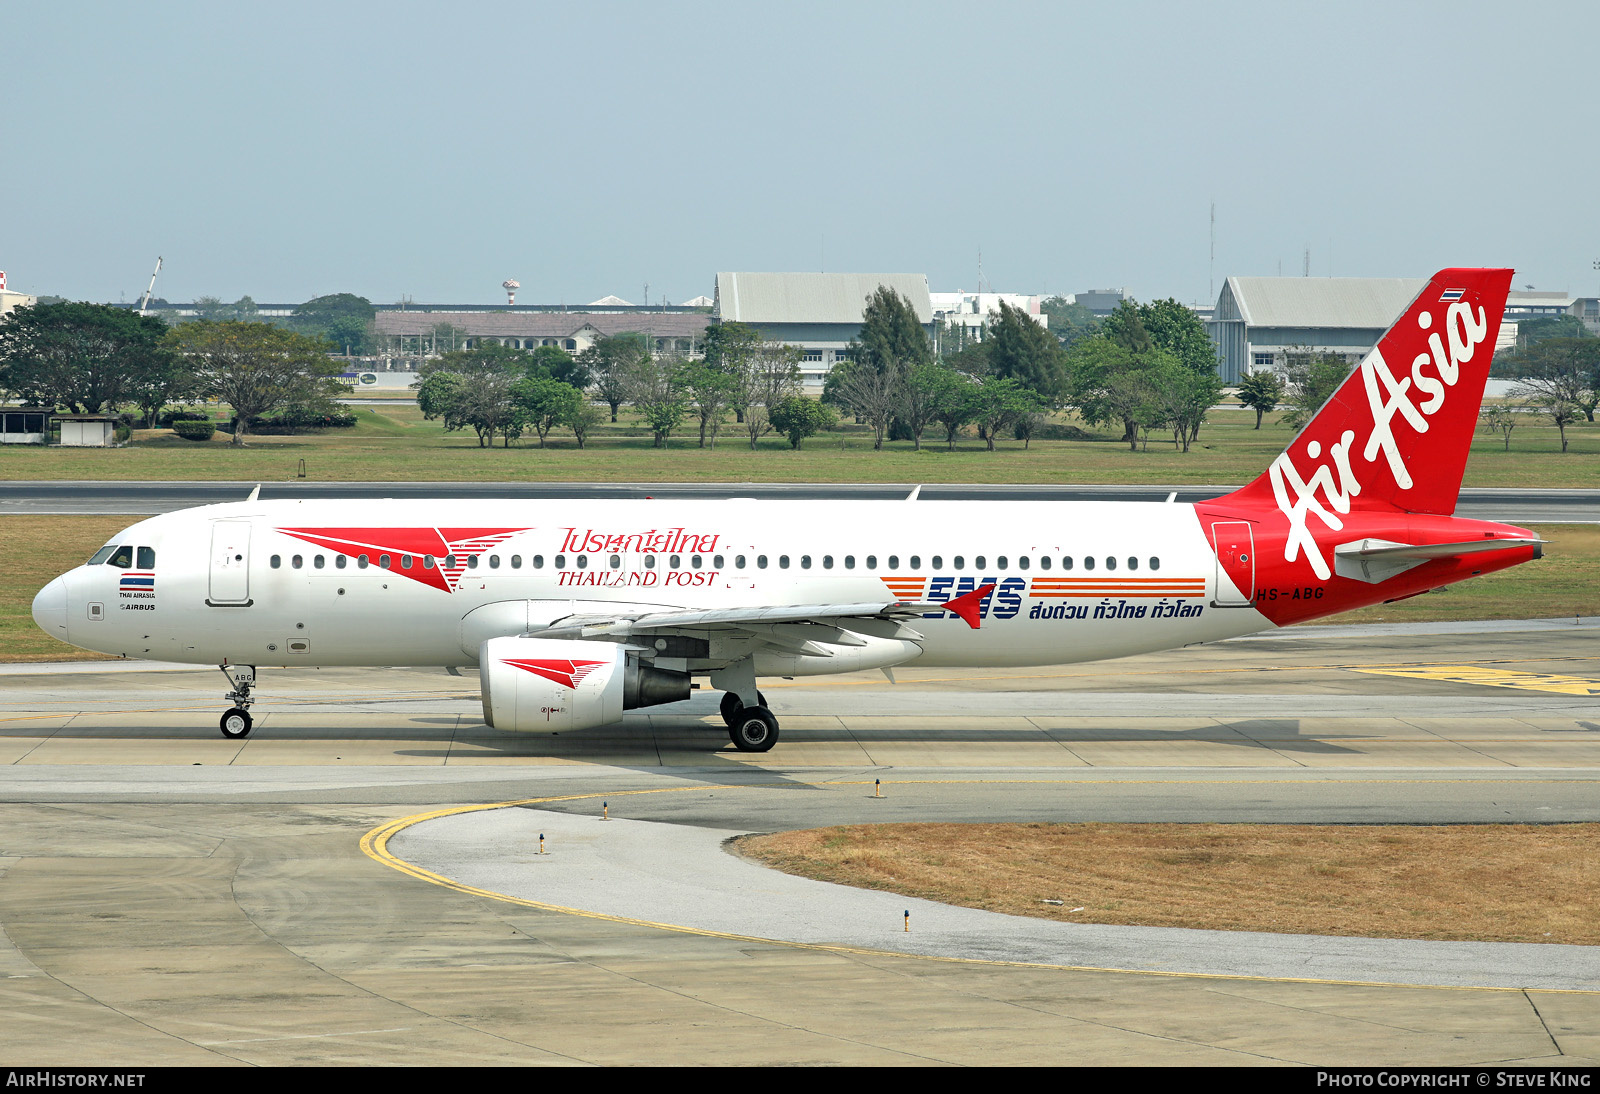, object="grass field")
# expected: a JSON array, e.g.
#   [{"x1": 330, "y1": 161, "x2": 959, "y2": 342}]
[
  {"x1": 736, "y1": 823, "x2": 1600, "y2": 944},
  {"x1": 2, "y1": 518, "x2": 1594, "y2": 662},
  {"x1": 3, "y1": 401, "x2": 1600, "y2": 487}
]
